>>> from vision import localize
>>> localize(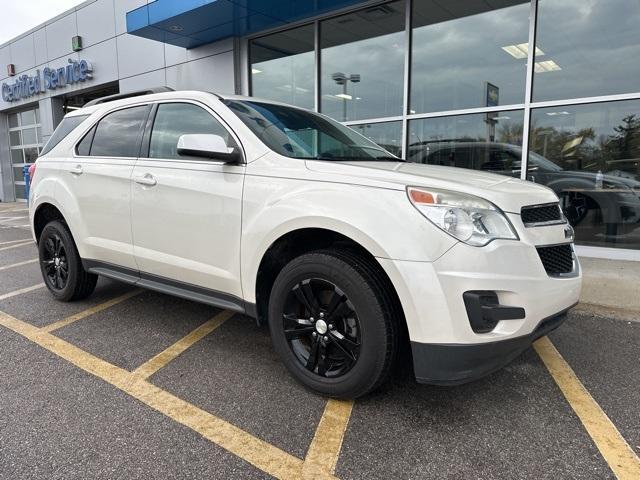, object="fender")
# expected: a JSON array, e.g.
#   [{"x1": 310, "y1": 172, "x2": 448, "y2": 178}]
[{"x1": 240, "y1": 177, "x2": 457, "y2": 304}]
